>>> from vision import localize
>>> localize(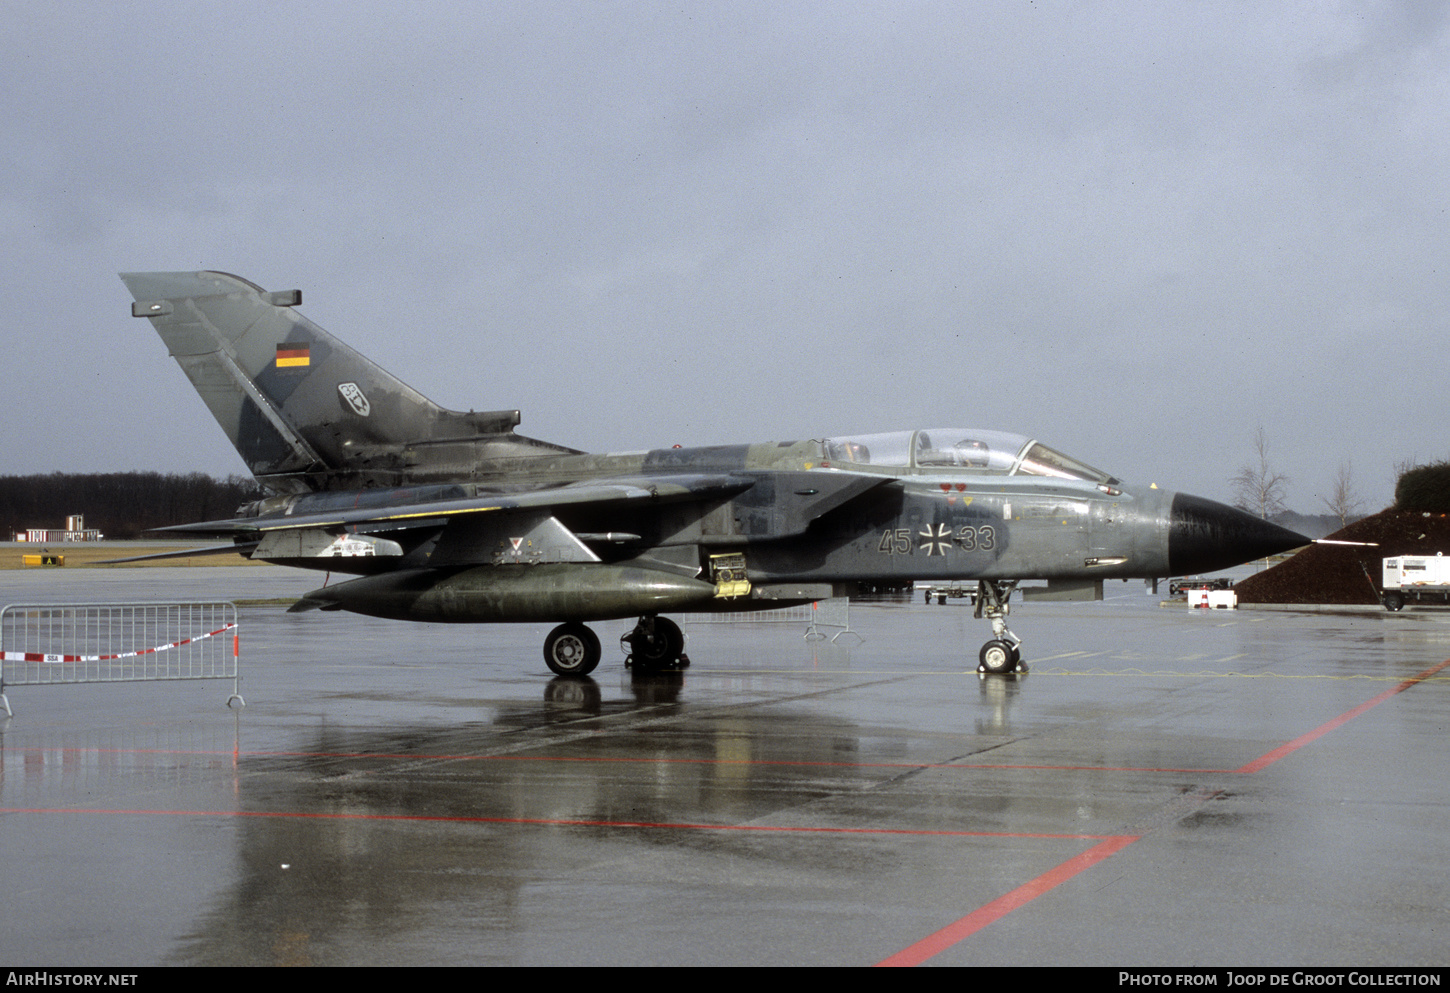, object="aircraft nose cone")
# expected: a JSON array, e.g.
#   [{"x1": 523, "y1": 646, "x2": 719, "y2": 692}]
[{"x1": 1168, "y1": 493, "x2": 1309, "y2": 575}]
